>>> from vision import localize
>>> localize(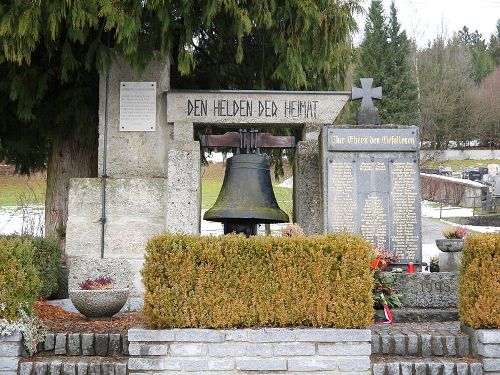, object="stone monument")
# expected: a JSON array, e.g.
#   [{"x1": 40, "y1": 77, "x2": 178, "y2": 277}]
[
  {"x1": 320, "y1": 78, "x2": 422, "y2": 265},
  {"x1": 65, "y1": 59, "x2": 351, "y2": 294}
]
